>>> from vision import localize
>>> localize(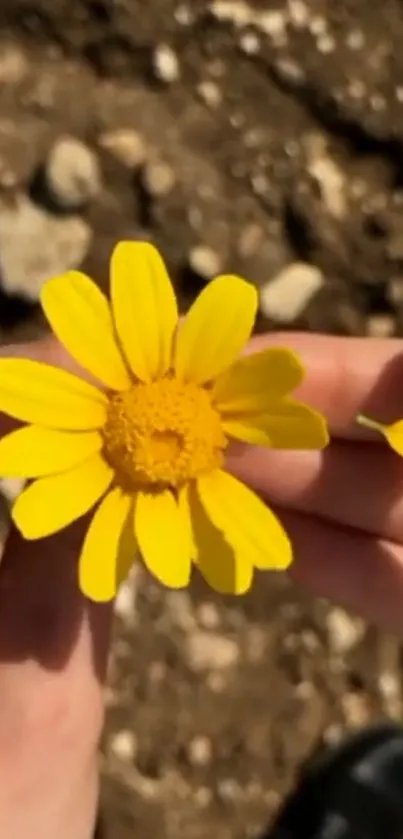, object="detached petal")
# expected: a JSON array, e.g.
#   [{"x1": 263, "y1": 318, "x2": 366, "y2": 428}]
[
  {"x1": 223, "y1": 400, "x2": 329, "y2": 449},
  {"x1": 41, "y1": 271, "x2": 131, "y2": 391},
  {"x1": 174, "y1": 275, "x2": 257, "y2": 384},
  {"x1": 189, "y1": 485, "x2": 253, "y2": 594},
  {"x1": 12, "y1": 454, "x2": 113, "y2": 539},
  {"x1": 197, "y1": 470, "x2": 292, "y2": 570},
  {"x1": 213, "y1": 347, "x2": 304, "y2": 415},
  {"x1": 0, "y1": 426, "x2": 102, "y2": 478},
  {"x1": 357, "y1": 414, "x2": 403, "y2": 456},
  {"x1": 134, "y1": 490, "x2": 191, "y2": 588},
  {"x1": 111, "y1": 241, "x2": 178, "y2": 381},
  {"x1": 0, "y1": 359, "x2": 107, "y2": 430},
  {"x1": 79, "y1": 488, "x2": 134, "y2": 602}
]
